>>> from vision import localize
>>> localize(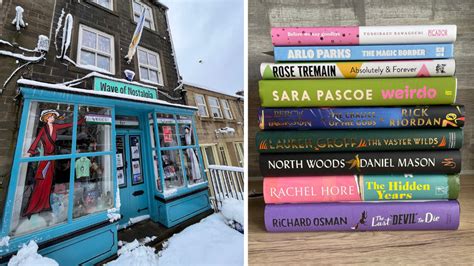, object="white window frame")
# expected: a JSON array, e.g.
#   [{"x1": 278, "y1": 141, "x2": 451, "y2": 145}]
[
  {"x1": 217, "y1": 143, "x2": 231, "y2": 166},
  {"x1": 220, "y1": 99, "x2": 234, "y2": 120},
  {"x1": 132, "y1": 0, "x2": 156, "y2": 31},
  {"x1": 201, "y1": 144, "x2": 220, "y2": 170},
  {"x1": 207, "y1": 96, "x2": 223, "y2": 119},
  {"x1": 91, "y1": 0, "x2": 113, "y2": 10},
  {"x1": 137, "y1": 46, "x2": 164, "y2": 86},
  {"x1": 194, "y1": 94, "x2": 209, "y2": 117},
  {"x1": 234, "y1": 142, "x2": 244, "y2": 167},
  {"x1": 77, "y1": 24, "x2": 115, "y2": 74}
]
